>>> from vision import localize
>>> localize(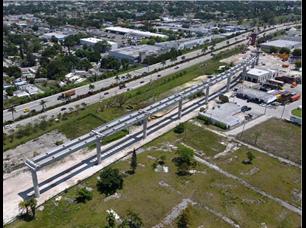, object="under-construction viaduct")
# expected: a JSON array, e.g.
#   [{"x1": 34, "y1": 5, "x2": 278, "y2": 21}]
[{"x1": 25, "y1": 53, "x2": 259, "y2": 198}]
